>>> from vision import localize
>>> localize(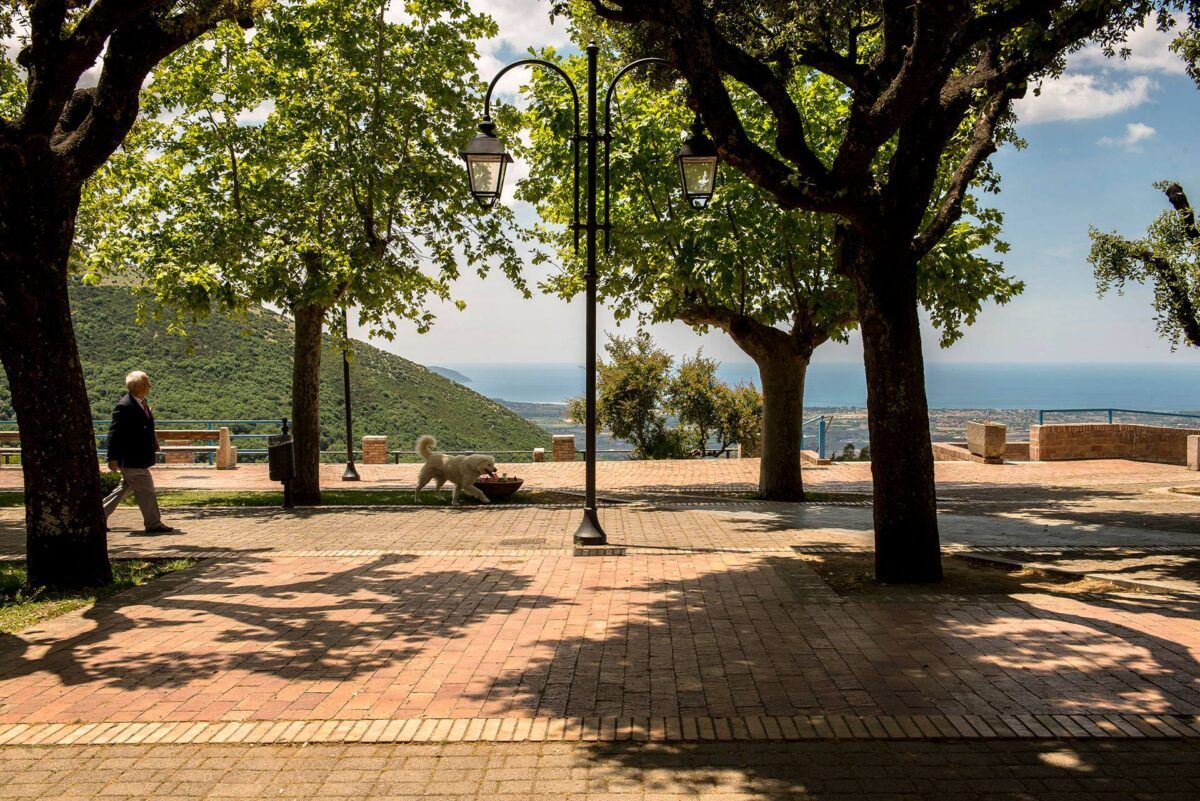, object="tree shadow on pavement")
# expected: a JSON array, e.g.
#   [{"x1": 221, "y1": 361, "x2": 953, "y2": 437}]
[
  {"x1": 453, "y1": 554, "x2": 1200, "y2": 722},
  {"x1": 0, "y1": 552, "x2": 558, "y2": 701},
  {"x1": 578, "y1": 739, "x2": 1200, "y2": 800}
]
